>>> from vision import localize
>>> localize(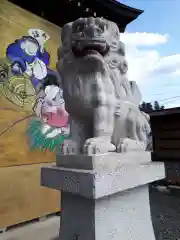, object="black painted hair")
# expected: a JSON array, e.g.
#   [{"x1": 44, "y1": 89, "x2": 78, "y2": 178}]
[{"x1": 41, "y1": 70, "x2": 59, "y2": 90}]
